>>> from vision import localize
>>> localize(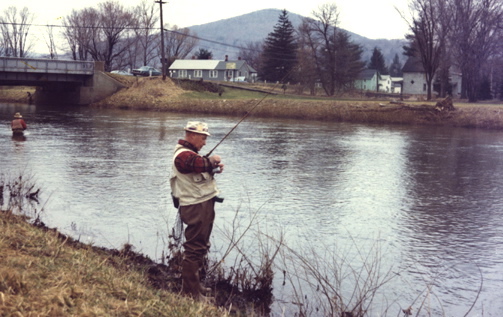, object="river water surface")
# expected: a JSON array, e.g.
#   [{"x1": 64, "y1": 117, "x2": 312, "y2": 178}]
[{"x1": 1, "y1": 103, "x2": 502, "y2": 316}]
